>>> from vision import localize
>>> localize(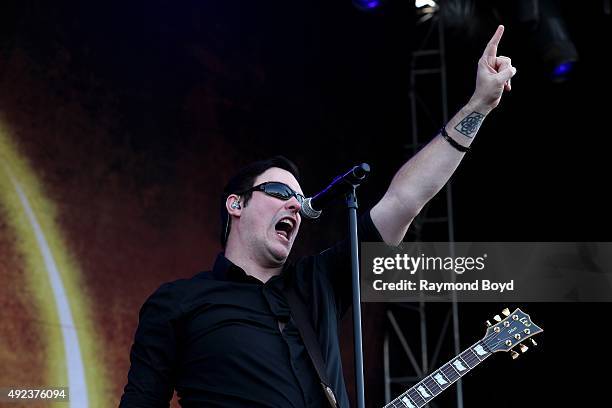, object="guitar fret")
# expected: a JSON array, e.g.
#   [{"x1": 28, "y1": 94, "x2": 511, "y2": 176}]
[
  {"x1": 388, "y1": 391, "x2": 419, "y2": 408},
  {"x1": 451, "y1": 357, "x2": 468, "y2": 374},
  {"x1": 443, "y1": 362, "x2": 460, "y2": 381},
  {"x1": 407, "y1": 388, "x2": 426, "y2": 406},
  {"x1": 460, "y1": 350, "x2": 478, "y2": 369},
  {"x1": 386, "y1": 399, "x2": 399, "y2": 408},
  {"x1": 433, "y1": 370, "x2": 450, "y2": 389},
  {"x1": 472, "y1": 341, "x2": 490, "y2": 361},
  {"x1": 416, "y1": 384, "x2": 432, "y2": 400},
  {"x1": 423, "y1": 375, "x2": 443, "y2": 395},
  {"x1": 399, "y1": 394, "x2": 417, "y2": 408}
]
